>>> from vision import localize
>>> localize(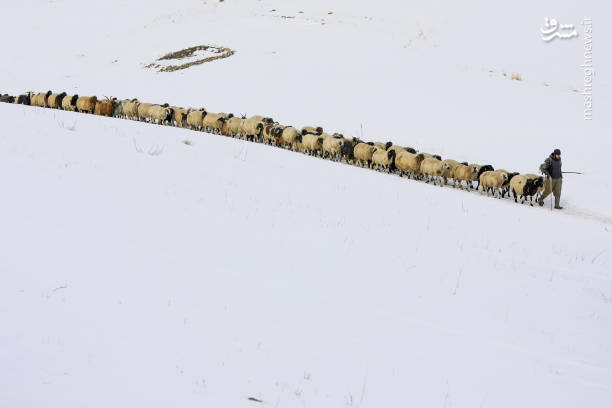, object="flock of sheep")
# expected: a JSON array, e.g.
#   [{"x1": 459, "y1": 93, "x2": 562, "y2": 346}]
[{"x1": 1, "y1": 91, "x2": 546, "y2": 204}]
